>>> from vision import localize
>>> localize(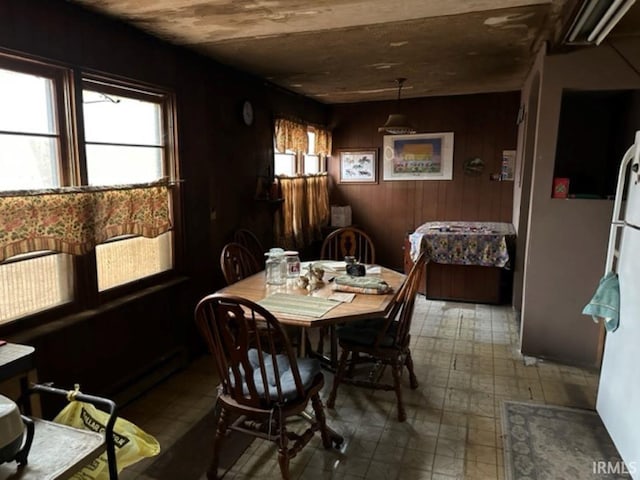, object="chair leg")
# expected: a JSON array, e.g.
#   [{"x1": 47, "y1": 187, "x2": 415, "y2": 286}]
[
  {"x1": 276, "y1": 409, "x2": 290, "y2": 480},
  {"x1": 347, "y1": 351, "x2": 358, "y2": 378},
  {"x1": 311, "y1": 393, "x2": 333, "y2": 449},
  {"x1": 391, "y1": 359, "x2": 407, "y2": 422},
  {"x1": 207, "y1": 401, "x2": 229, "y2": 480},
  {"x1": 327, "y1": 347, "x2": 351, "y2": 409},
  {"x1": 405, "y1": 350, "x2": 419, "y2": 389}
]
